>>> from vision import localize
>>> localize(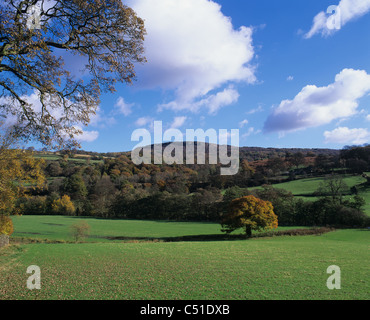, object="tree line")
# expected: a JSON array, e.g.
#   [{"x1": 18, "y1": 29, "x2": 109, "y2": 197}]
[{"x1": 12, "y1": 145, "x2": 370, "y2": 229}]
